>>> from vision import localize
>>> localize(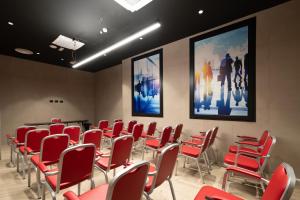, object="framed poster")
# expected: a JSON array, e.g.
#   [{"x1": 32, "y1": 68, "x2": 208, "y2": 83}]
[
  {"x1": 190, "y1": 18, "x2": 256, "y2": 121},
  {"x1": 132, "y1": 49, "x2": 163, "y2": 117}
]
